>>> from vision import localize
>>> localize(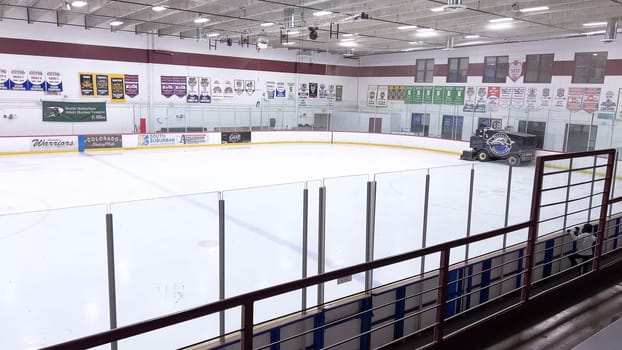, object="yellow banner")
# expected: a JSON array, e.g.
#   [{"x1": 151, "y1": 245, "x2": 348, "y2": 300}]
[{"x1": 109, "y1": 74, "x2": 125, "y2": 103}]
